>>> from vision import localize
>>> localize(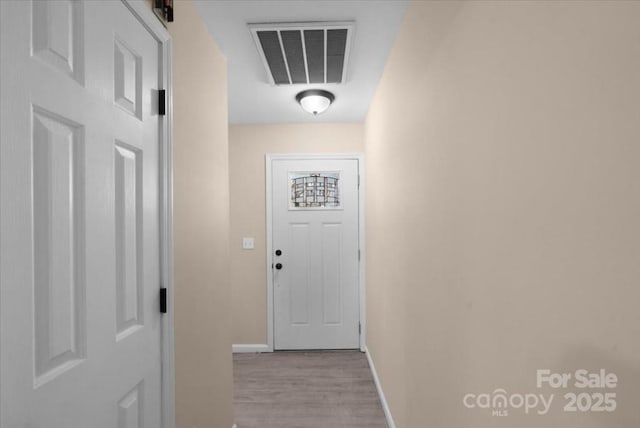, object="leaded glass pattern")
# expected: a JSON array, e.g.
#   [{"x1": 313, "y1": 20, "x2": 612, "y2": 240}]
[{"x1": 289, "y1": 172, "x2": 340, "y2": 209}]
